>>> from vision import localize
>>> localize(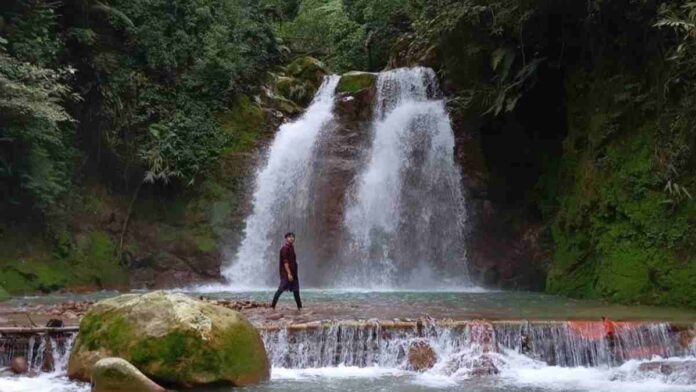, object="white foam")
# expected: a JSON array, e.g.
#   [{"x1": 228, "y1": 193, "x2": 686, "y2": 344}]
[
  {"x1": 0, "y1": 374, "x2": 88, "y2": 392},
  {"x1": 271, "y1": 366, "x2": 404, "y2": 380},
  {"x1": 498, "y1": 352, "x2": 696, "y2": 392}
]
